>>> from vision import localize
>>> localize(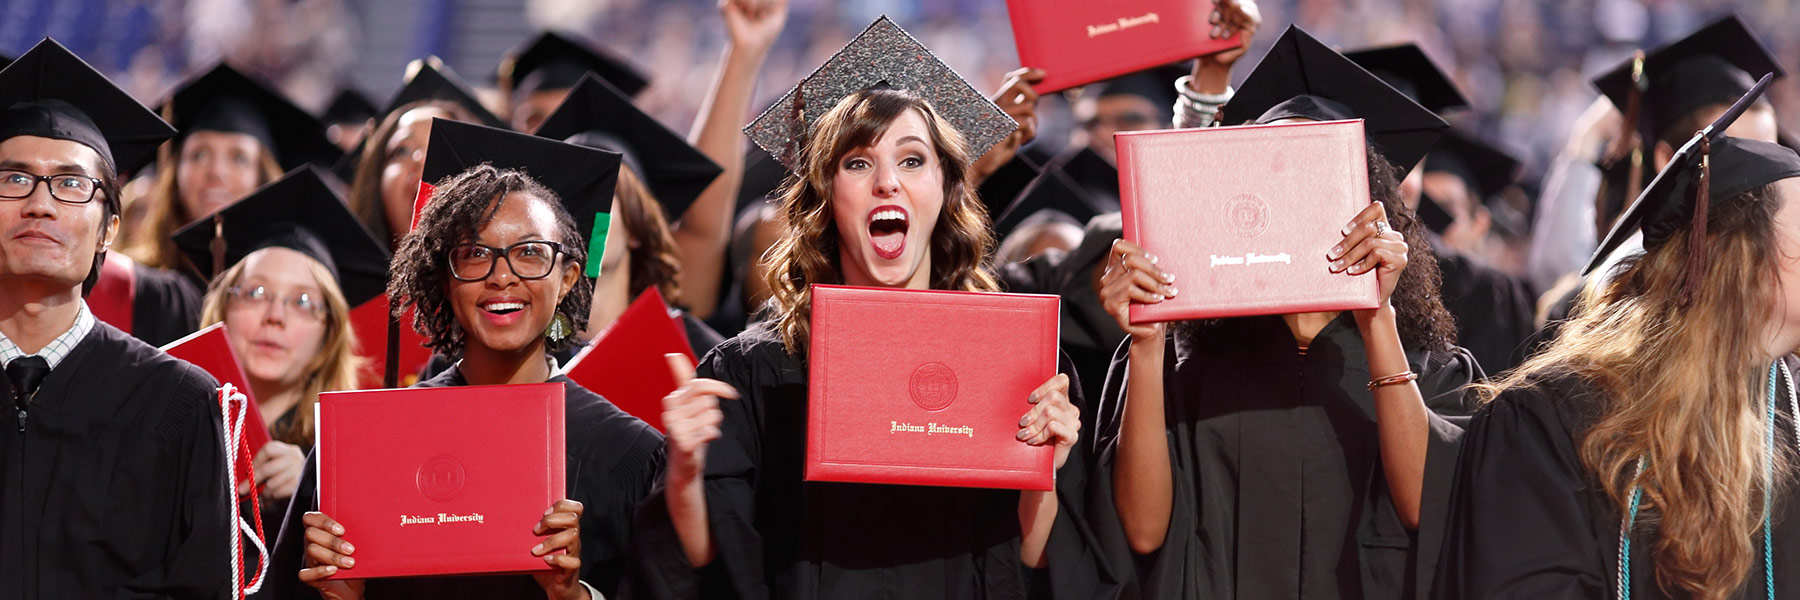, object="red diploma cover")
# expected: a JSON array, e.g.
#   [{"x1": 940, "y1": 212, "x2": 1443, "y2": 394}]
[
  {"x1": 349, "y1": 296, "x2": 433, "y2": 389},
  {"x1": 806, "y1": 285, "x2": 1058, "y2": 491},
  {"x1": 317, "y1": 383, "x2": 566, "y2": 579},
  {"x1": 161, "y1": 322, "x2": 269, "y2": 480},
  {"x1": 562, "y1": 287, "x2": 693, "y2": 432},
  {"x1": 1117, "y1": 120, "x2": 1379, "y2": 323},
  {"x1": 1005, "y1": 0, "x2": 1242, "y2": 93}
]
